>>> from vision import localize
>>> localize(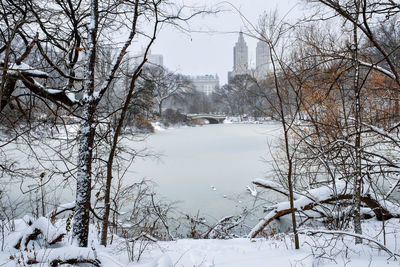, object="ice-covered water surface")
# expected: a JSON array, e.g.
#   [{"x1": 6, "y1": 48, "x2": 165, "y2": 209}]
[
  {"x1": 128, "y1": 122, "x2": 282, "y2": 221},
  {"x1": 3, "y1": 122, "x2": 285, "y2": 228}
]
